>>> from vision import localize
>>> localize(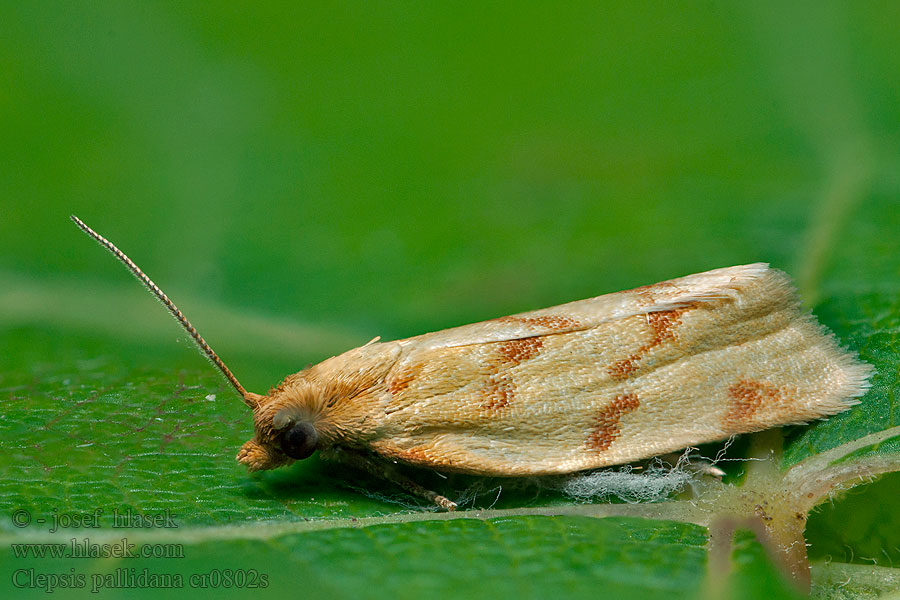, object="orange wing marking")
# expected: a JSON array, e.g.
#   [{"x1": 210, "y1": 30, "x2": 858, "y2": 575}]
[
  {"x1": 586, "y1": 393, "x2": 641, "y2": 451},
  {"x1": 494, "y1": 315, "x2": 581, "y2": 330},
  {"x1": 723, "y1": 379, "x2": 791, "y2": 429},
  {"x1": 607, "y1": 307, "x2": 692, "y2": 379},
  {"x1": 389, "y1": 362, "x2": 424, "y2": 395},
  {"x1": 481, "y1": 337, "x2": 544, "y2": 410}
]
